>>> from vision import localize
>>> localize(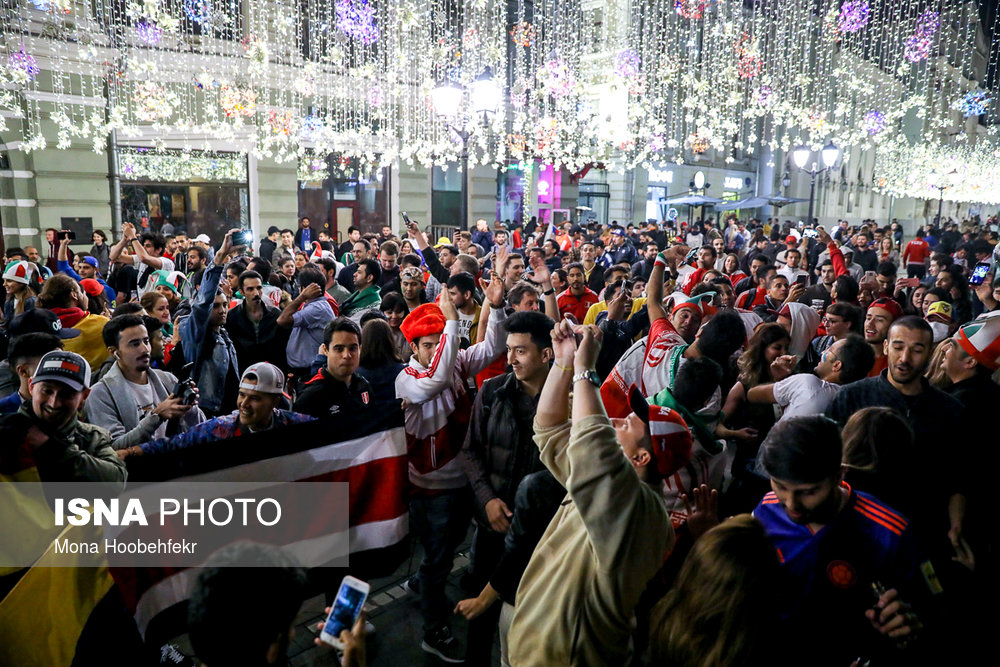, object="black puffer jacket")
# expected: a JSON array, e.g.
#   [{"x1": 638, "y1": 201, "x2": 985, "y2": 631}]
[{"x1": 459, "y1": 371, "x2": 545, "y2": 525}]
